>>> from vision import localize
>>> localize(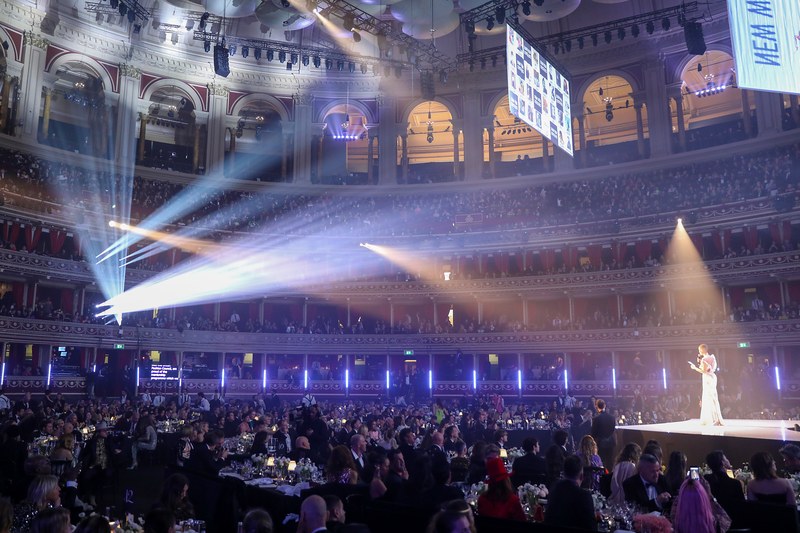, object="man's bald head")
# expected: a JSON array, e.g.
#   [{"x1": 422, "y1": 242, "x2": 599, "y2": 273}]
[
  {"x1": 295, "y1": 436, "x2": 310, "y2": 450},
  {"x1": 300, "y1": 495, "x2": 327, "y2": 531}
]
